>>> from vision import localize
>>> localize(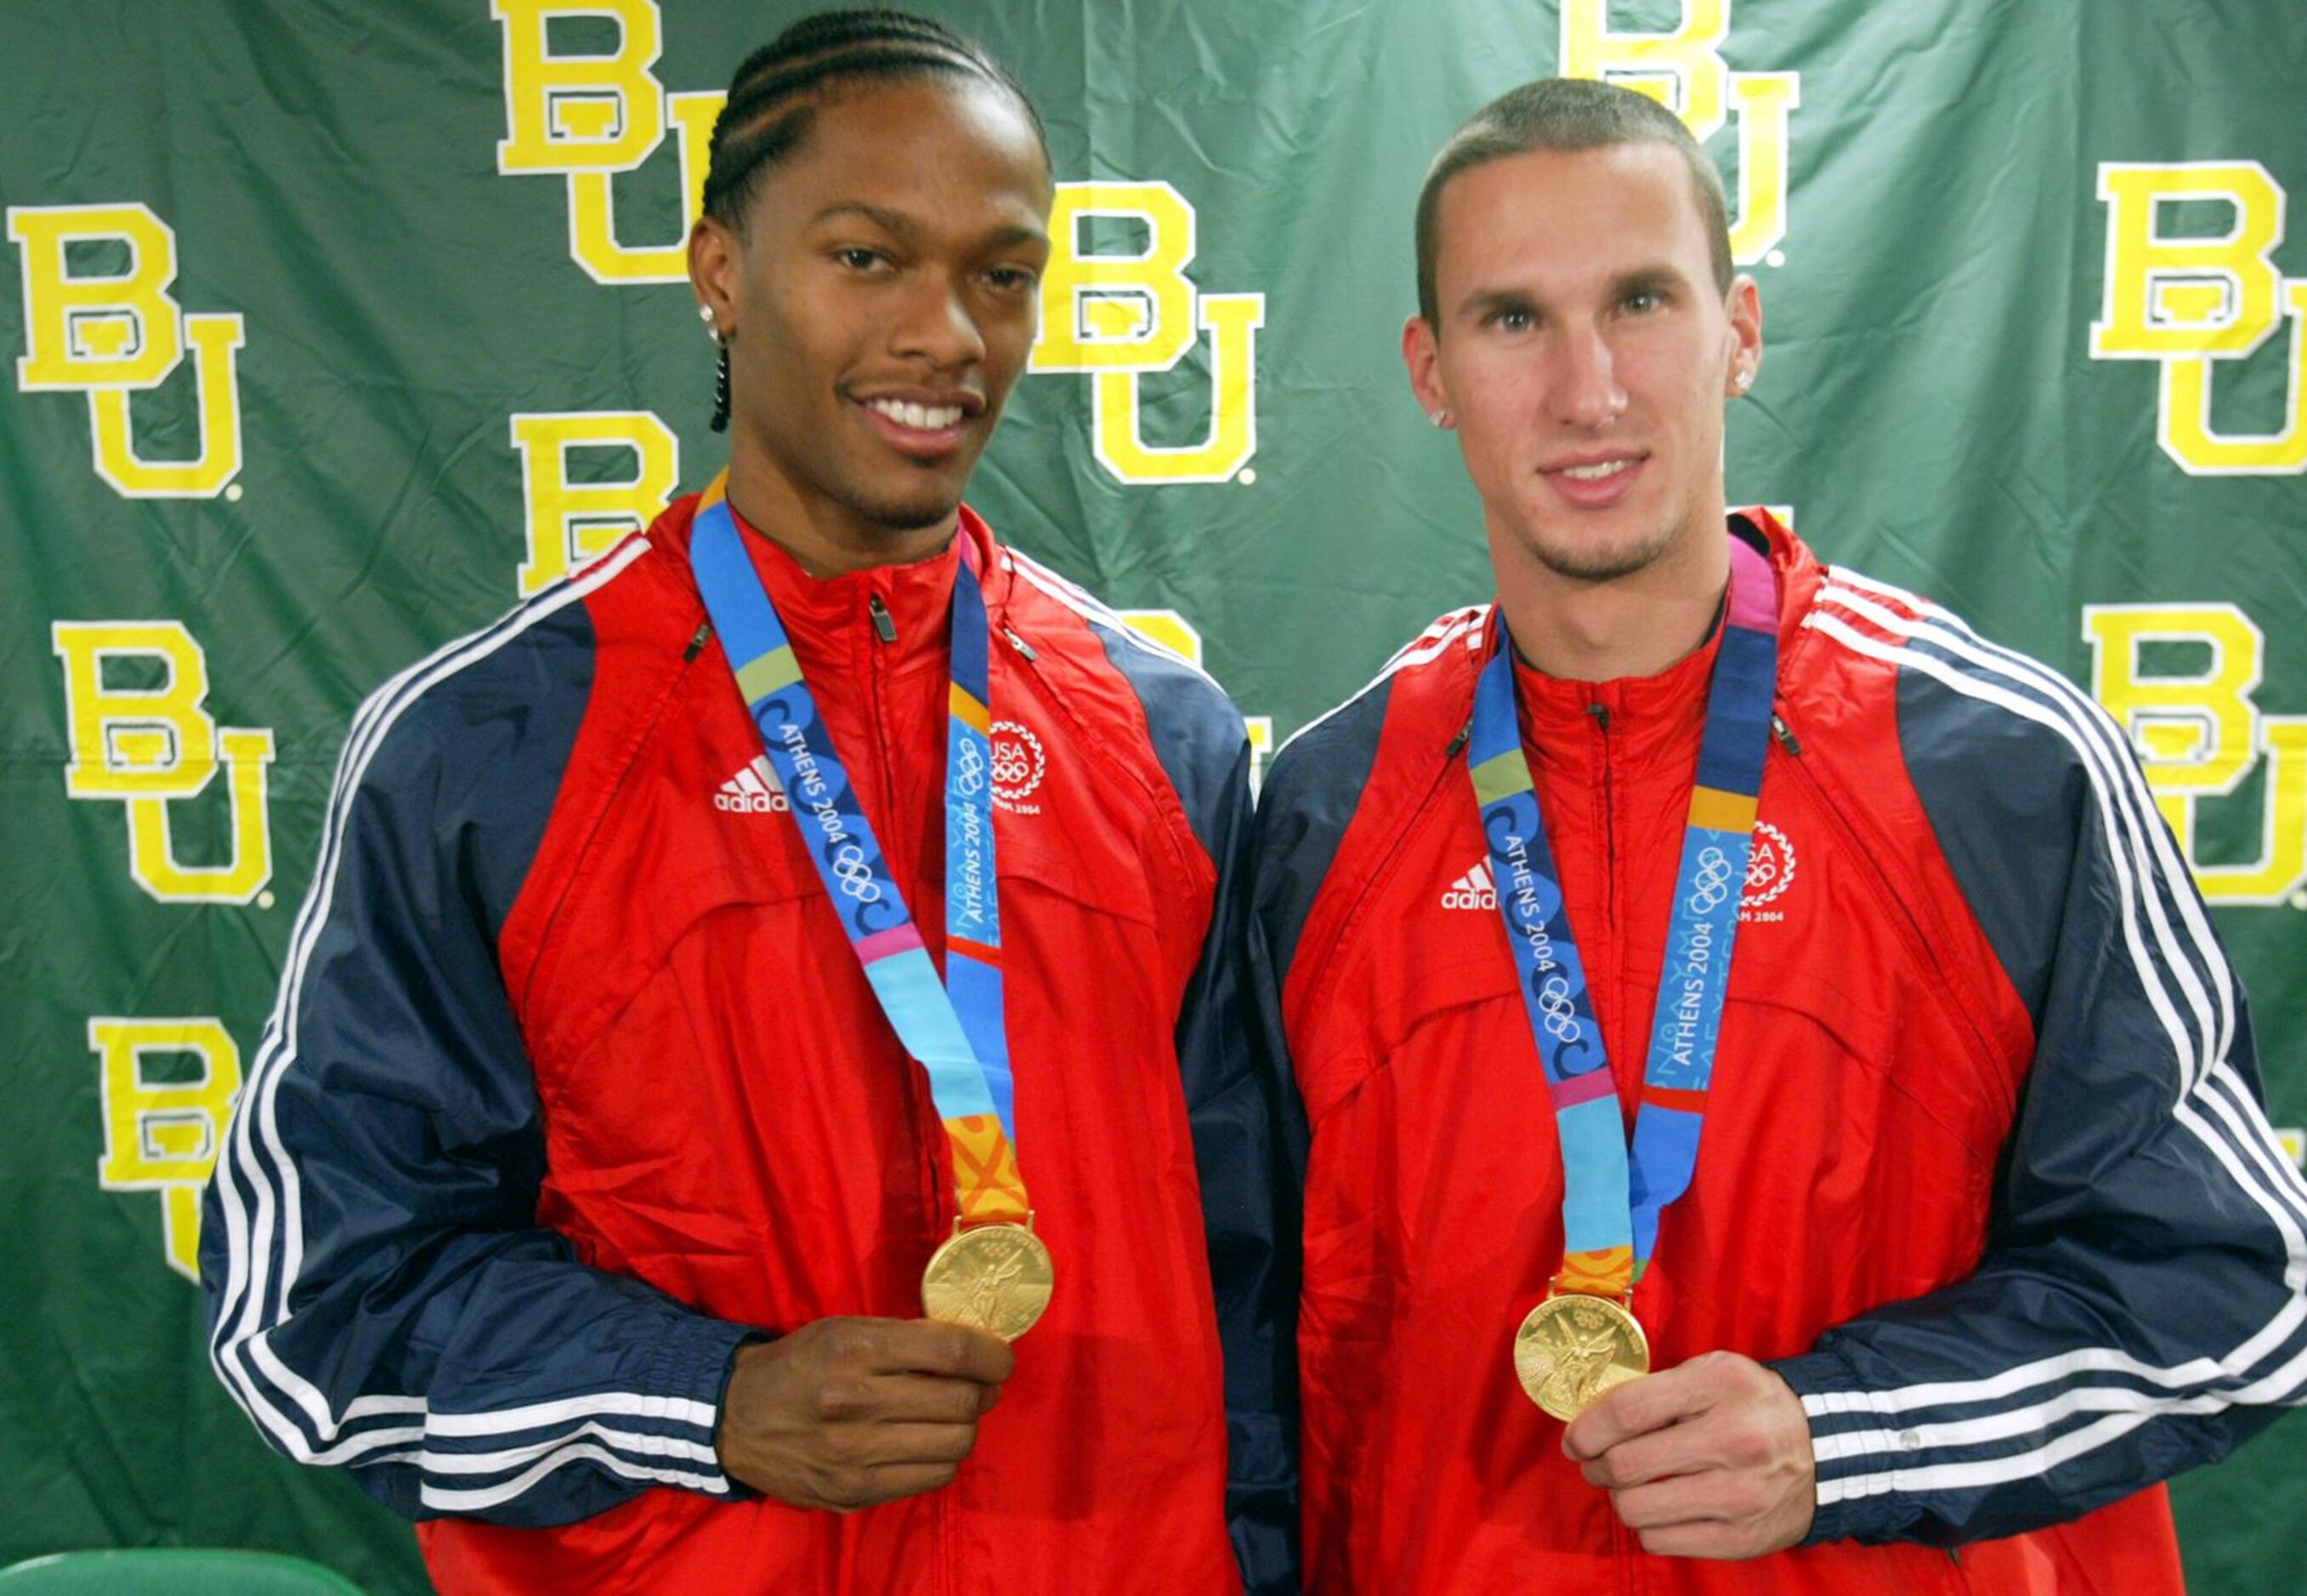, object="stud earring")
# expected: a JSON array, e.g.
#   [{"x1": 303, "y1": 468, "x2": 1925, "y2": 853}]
[
  {"x1": 1431, "y1": 409, "x2": 1454, "y2": 429},
  {"x1": 1734, "y1": 369, "x2": 1754, "y2": 391}
]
